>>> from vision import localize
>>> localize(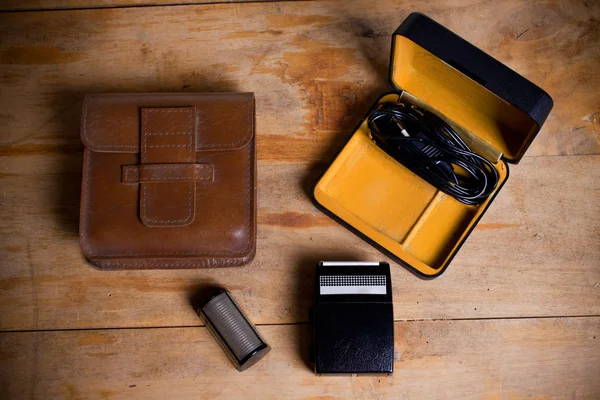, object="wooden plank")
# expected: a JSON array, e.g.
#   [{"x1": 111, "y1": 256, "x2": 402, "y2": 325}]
[
  {"x1": 1, "y1": 317, "x2": 598, "y2": 399},
  {"x1": 0, "y1": 0, "x2": 598, "y2": 160},
  {"x1": 1, "y1": 154, "x2": 598, "y2": 331}
]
